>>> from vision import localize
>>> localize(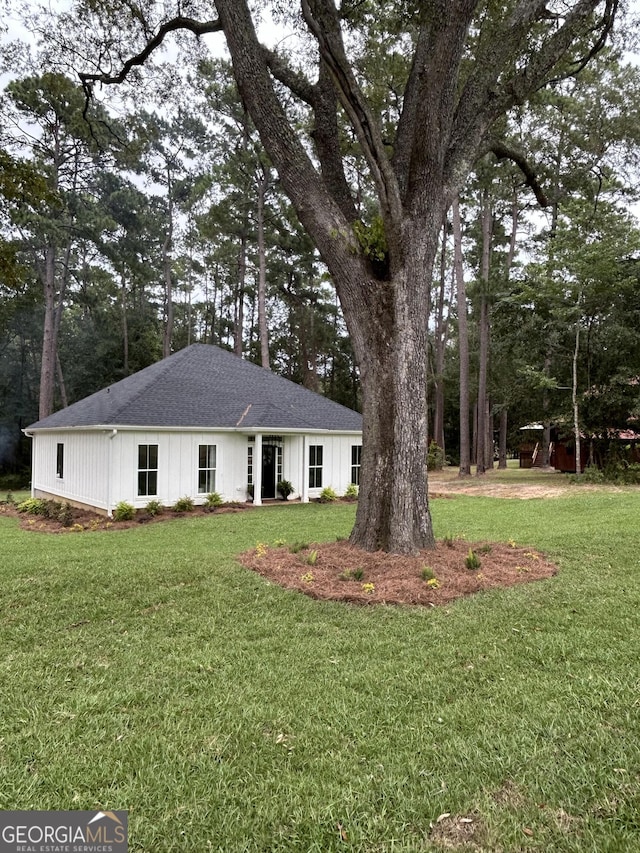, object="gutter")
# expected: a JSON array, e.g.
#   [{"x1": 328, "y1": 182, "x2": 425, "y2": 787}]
[{"x1": 106, "y1": 429, "x2": 118, "y2": 517}]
